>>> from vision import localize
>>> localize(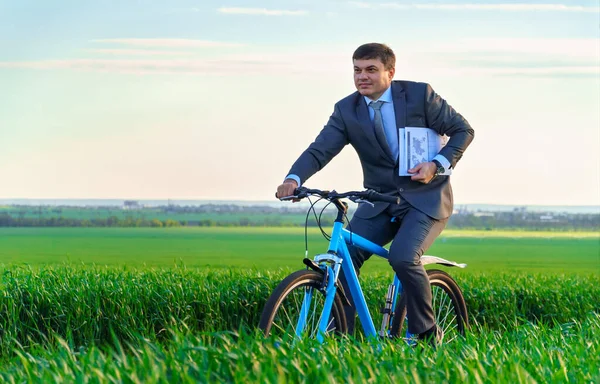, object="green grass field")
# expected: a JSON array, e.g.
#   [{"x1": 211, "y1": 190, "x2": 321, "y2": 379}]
[
  {"x1": 2, "y1": 317, "x2": 598, "y2": 383},
  {"x1": 0, "y1": 227, "x2": 598, "y2": 382},
  {"x1": 0, "y1": 227, "x2": 598, "y2": 274},
  {"x1": 0, "y1": 266, "x2": 598, "y2": 382}
]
